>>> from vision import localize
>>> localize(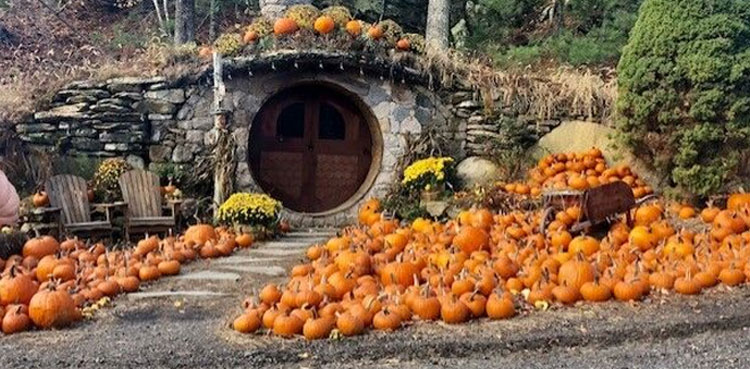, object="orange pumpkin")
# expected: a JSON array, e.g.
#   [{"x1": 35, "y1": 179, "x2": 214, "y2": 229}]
[
  {"x1": 23, "y1": 236, "x2": 59, "y2": 259},
  {"x1": 345, "y1": 20, "x2": 362, "y2": 36},
  {"x1": 313, "y1": 15, "x2": 335, "y2": 34},
  {"x1": 243, "y1": 30, "x2": 259, "y2": 44},
  {"x1": 184, "y1": 224, "x2": 216, "y2": 246},
  {"x1": 33, "y1": 191, "x2": 50, "y2": 207},
  {"x1": 453, "y1": 226, "x2": 489, "y2": 254},
  {"x1": 558, "y1": 255, "x2": 595, "y2": 291},
  {"x1": 367, "y1": 24, "x2": 384, "y2": 40},
  {"x1": 274, "y1": 18, "x2": 299, "y2": 35},
  {"x1": 396, "y1": 38, "x2": 411, "y2": 50},
  {"x1": 29, "y1": 285, "x2": 79, "y2": 329}
]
